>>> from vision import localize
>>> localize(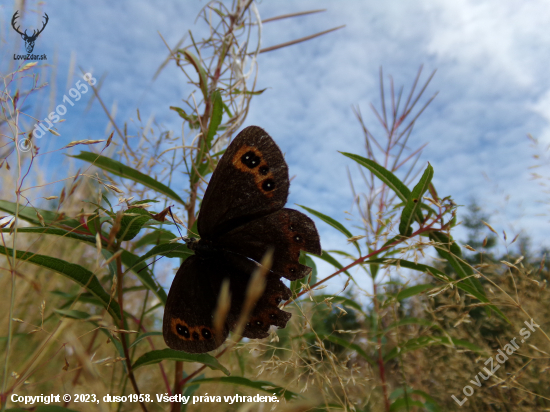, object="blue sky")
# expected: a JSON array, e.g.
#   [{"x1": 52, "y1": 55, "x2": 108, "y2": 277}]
[{"x1": 2, "y1": 0, "x2": 550, "y2": 292}]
